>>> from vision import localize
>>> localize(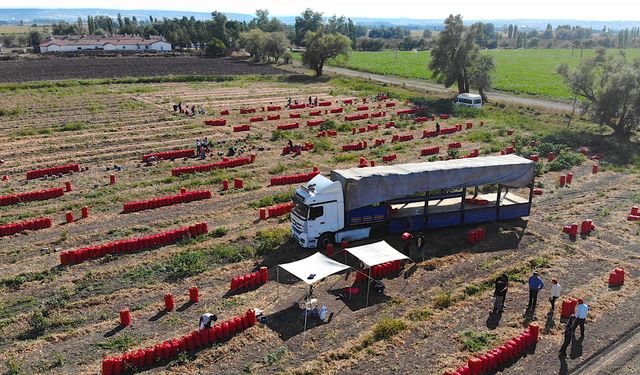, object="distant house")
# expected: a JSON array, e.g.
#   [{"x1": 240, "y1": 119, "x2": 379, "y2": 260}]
[{"x1": 39, "y1": 35, "x2": 172, "y2": 53}]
